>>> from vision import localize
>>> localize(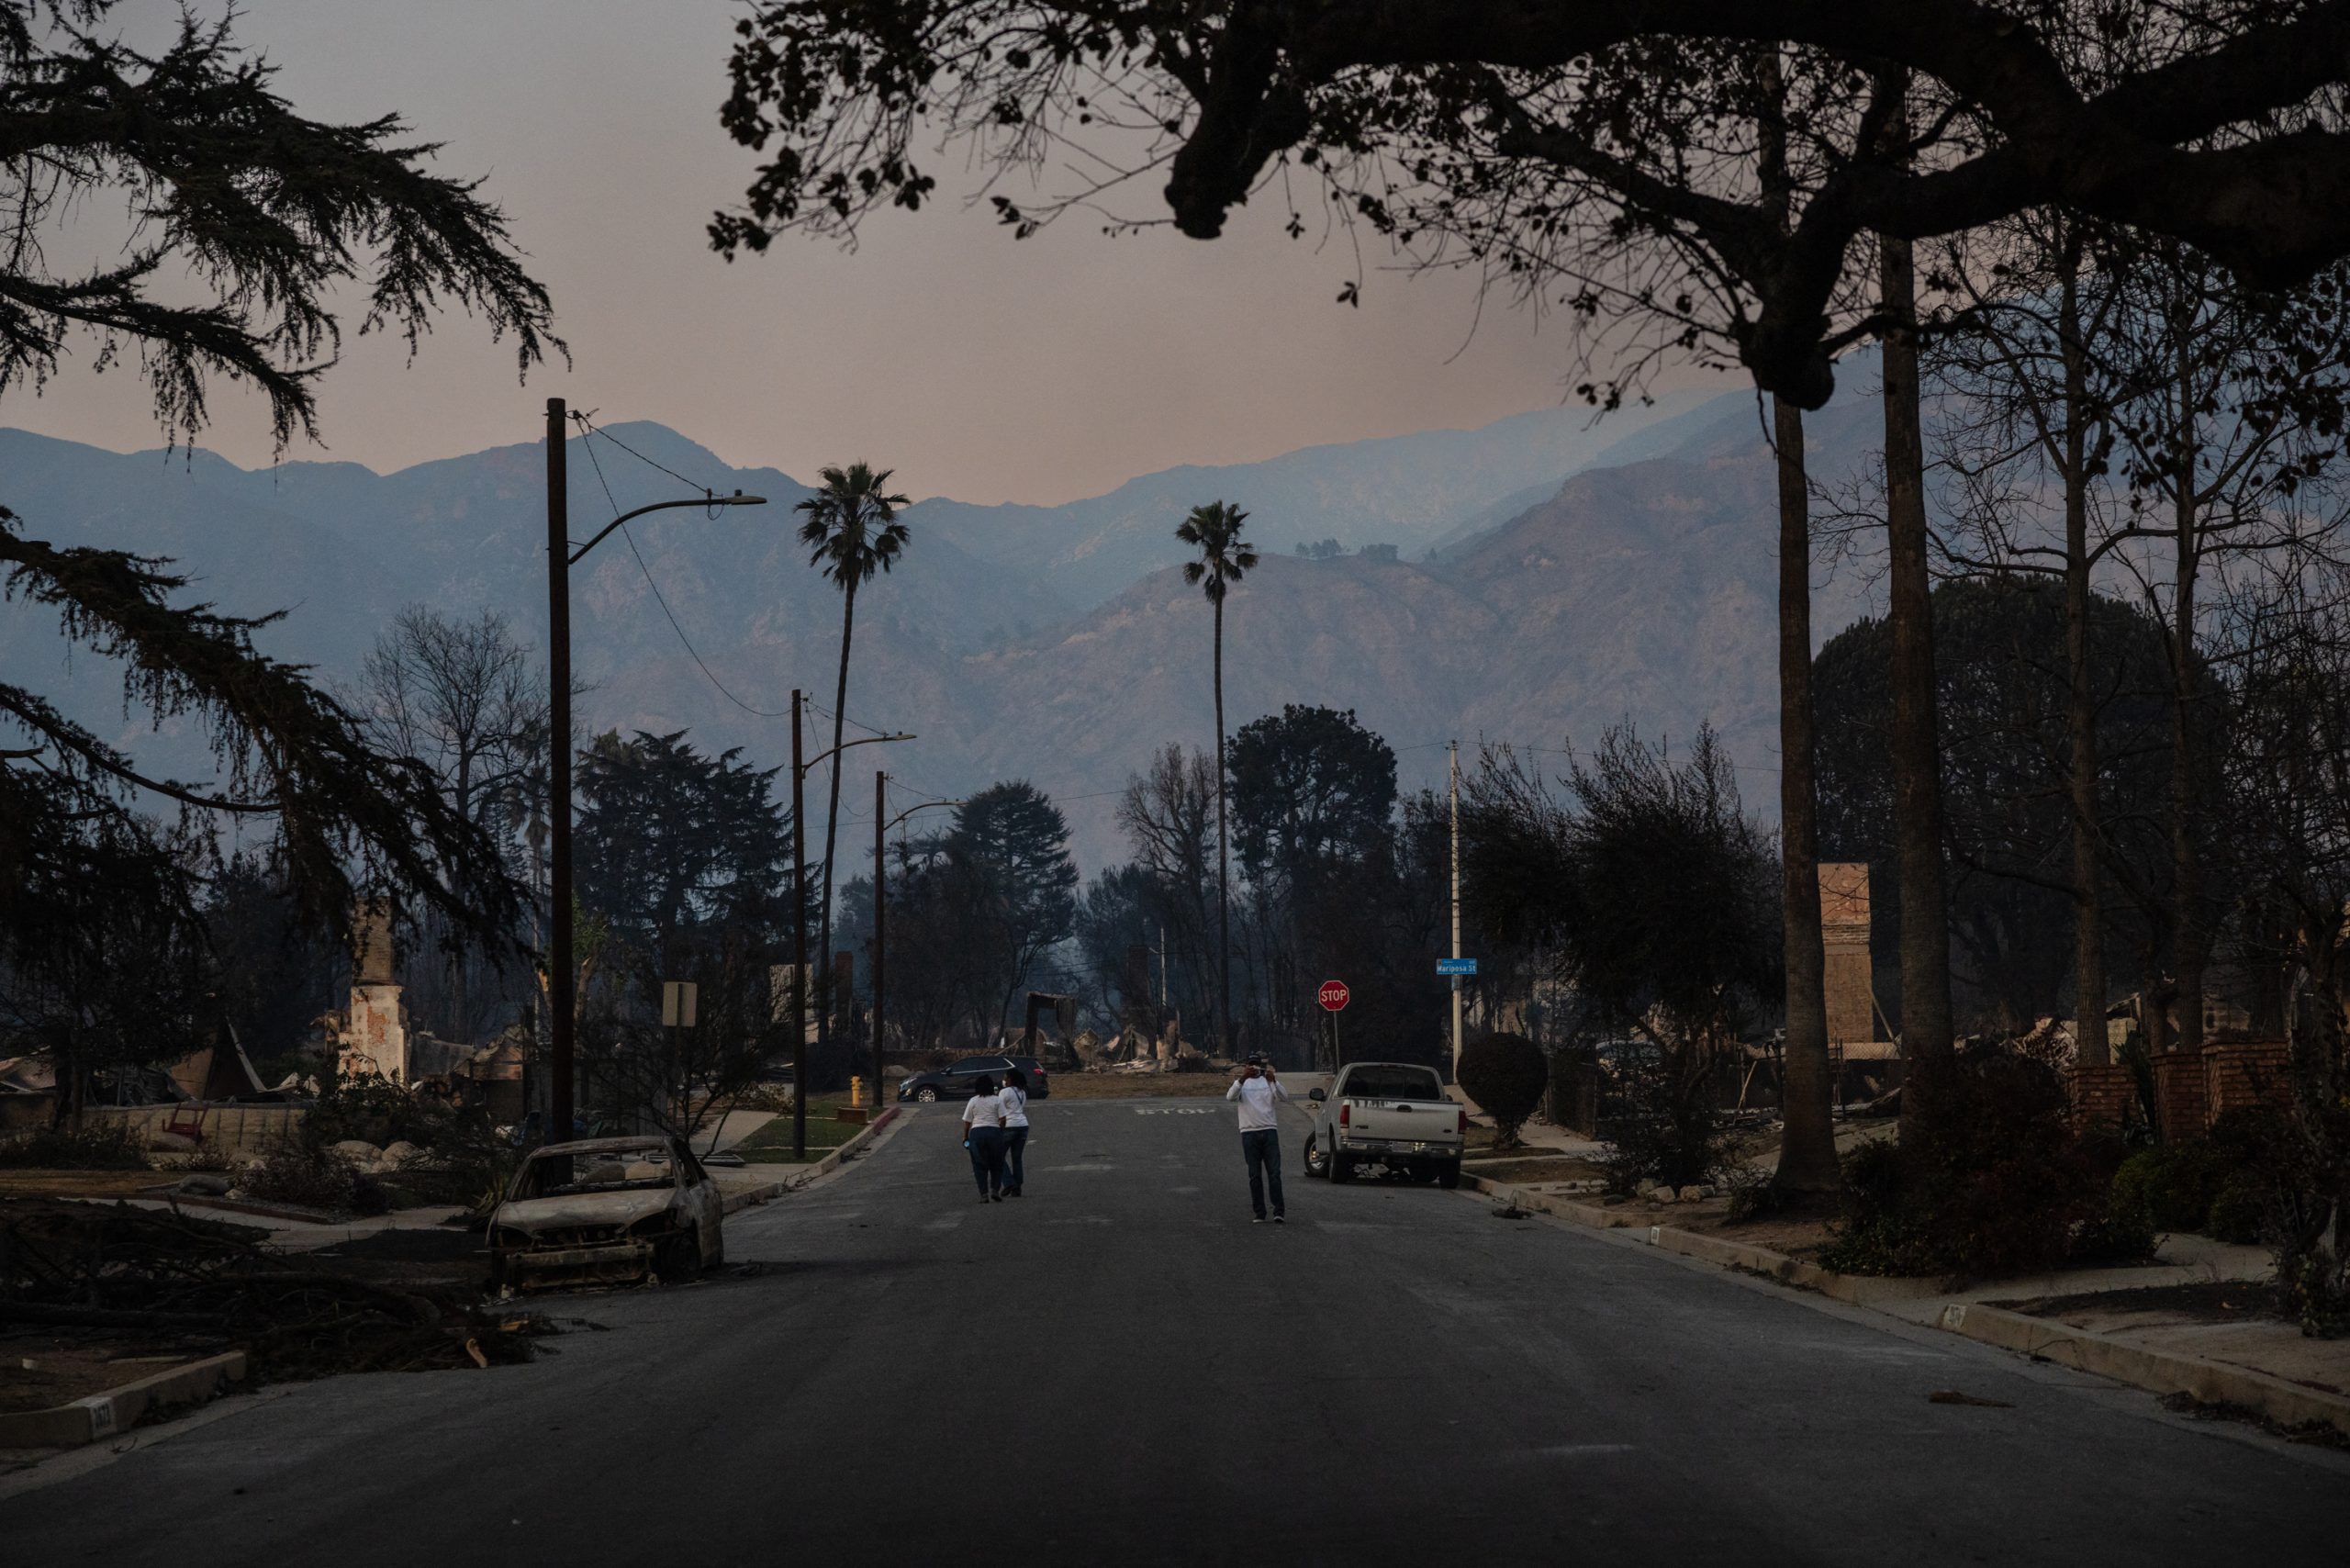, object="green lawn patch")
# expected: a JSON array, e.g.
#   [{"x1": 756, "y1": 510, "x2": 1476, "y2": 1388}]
[{"x1": 732, "y1": 1094, "x2": 873, "y2": 1162}]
